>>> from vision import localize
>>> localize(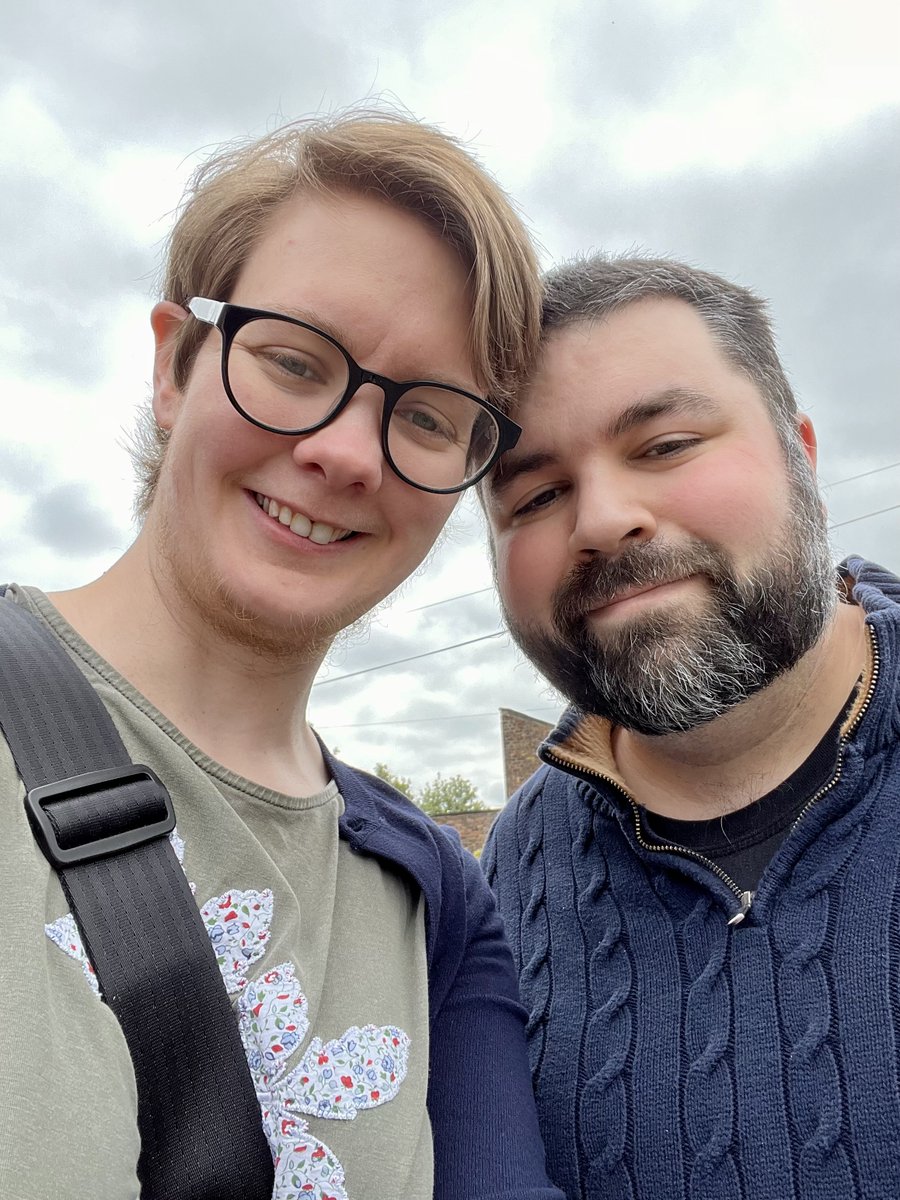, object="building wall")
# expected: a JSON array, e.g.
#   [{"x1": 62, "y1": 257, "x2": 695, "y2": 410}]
[
  {"x1": 438, "y1": 809, "x2": 501, "y2": 856},
  {"x1": 438, "y1": 708, "x2": 556, "y2": 855},
  {"x1": 500, "y1": 707, "x2": 555, "y2": 796}
]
